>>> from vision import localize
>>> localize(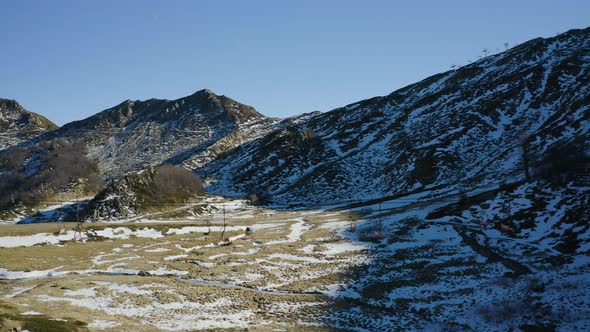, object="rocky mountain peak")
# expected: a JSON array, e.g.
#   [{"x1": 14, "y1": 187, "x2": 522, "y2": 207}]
[
  {"x1": 0, "y1": 98, "x2": 25, "y2": 112},
  {"x1": 29, "y1": 89, "x2": 272, "y2": 179},
  {"x1": 0, "y1": 98, "x2": 58, "y2": 150},
  {"x1": 179, "y1": 88, "x2": 264, "y2": 123}
]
